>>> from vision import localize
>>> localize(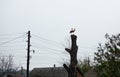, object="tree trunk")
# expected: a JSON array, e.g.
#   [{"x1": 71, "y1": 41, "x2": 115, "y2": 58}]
[{"x1": 64, "y1": 34, "x2": 78, "y2": 77}]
